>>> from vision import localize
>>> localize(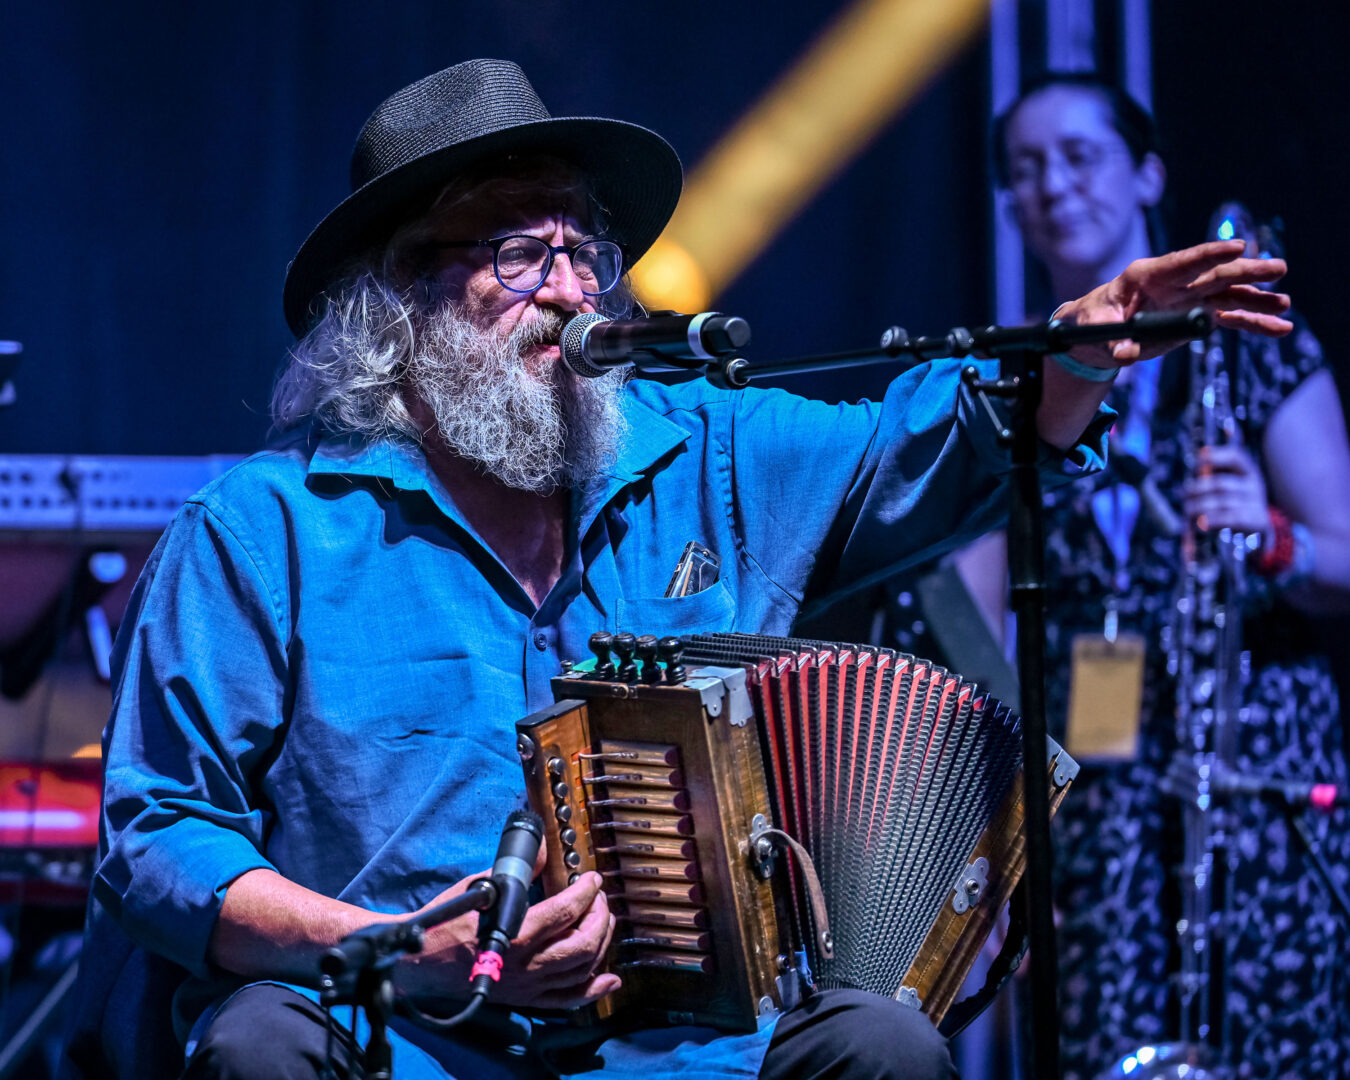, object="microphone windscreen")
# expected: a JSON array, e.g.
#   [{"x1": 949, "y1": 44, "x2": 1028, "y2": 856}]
[{"x1": 561, "y1": 313, "x2": 609, "y2": 378}]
